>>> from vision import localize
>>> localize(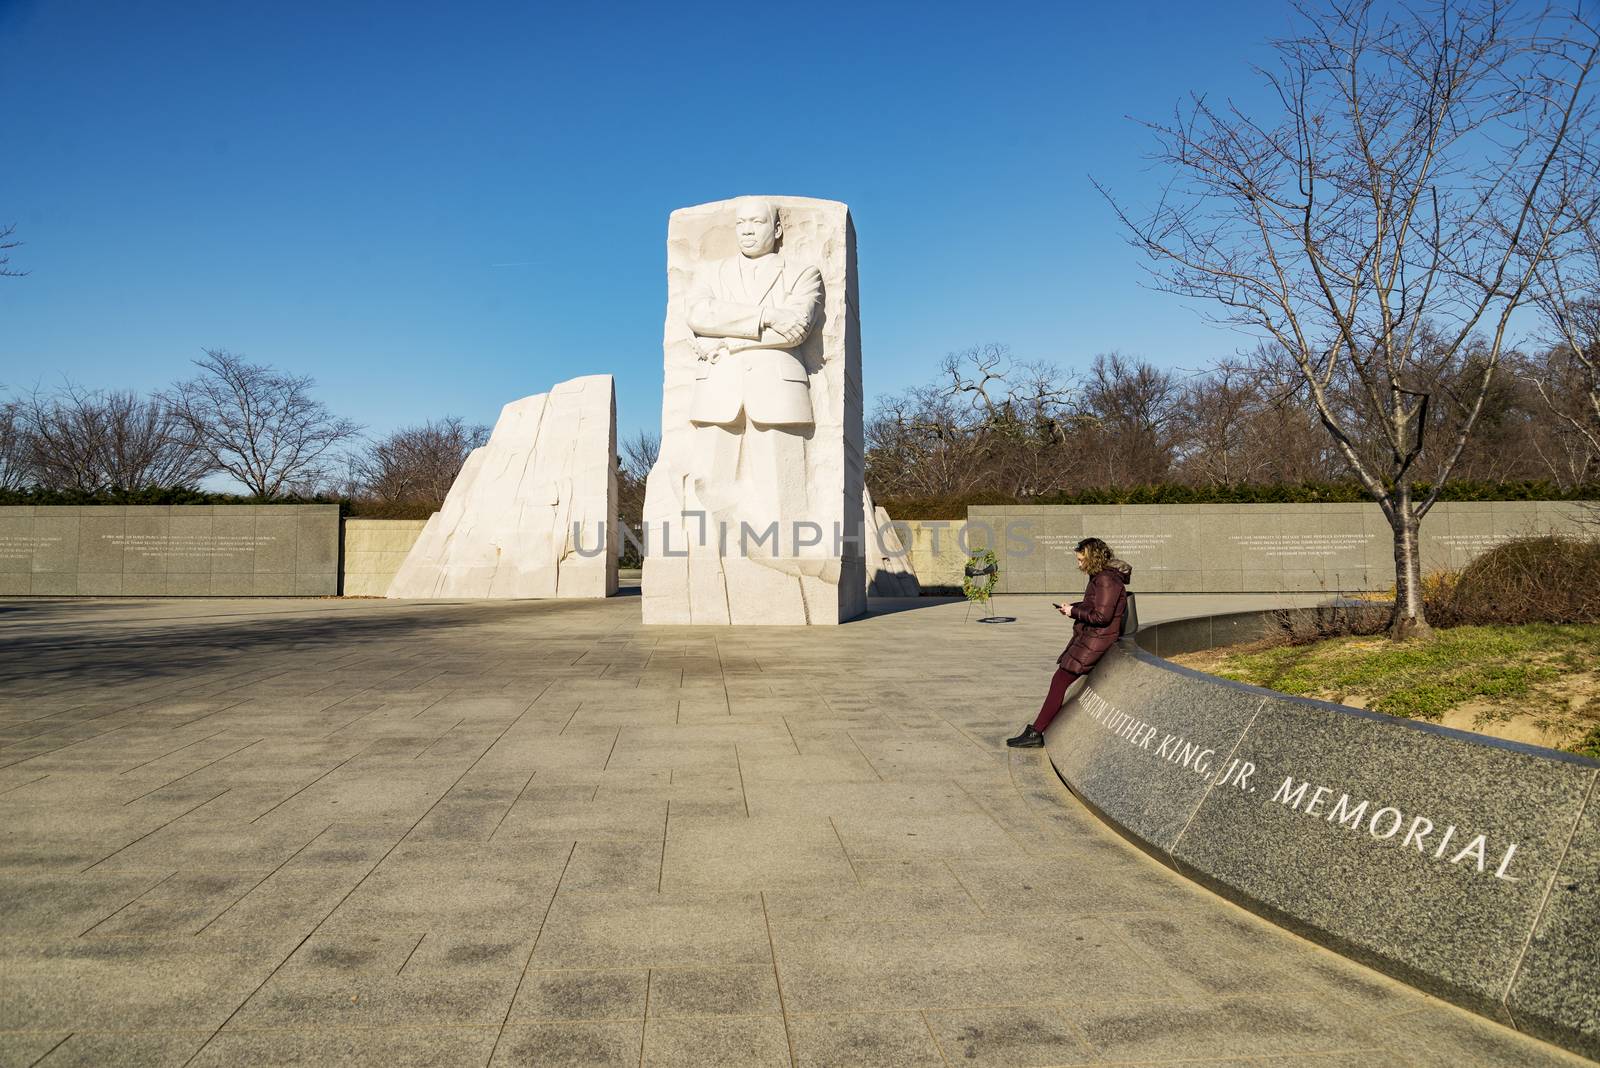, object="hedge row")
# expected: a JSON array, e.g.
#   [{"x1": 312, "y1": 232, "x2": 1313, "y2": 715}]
[
  {"x1": 877, "y1": 481, "x2": 1600, "y2": 519},
  {"x1": 0, "y1": 487, "x2": 437, "y2": 520},
  {"x1": 0, "y1": 486, "x2": 246, "y2": 506},
  {"x1": 4, "y1": 480, "x2": 1595, "y2": 521}
]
